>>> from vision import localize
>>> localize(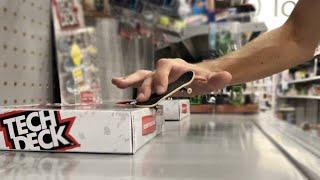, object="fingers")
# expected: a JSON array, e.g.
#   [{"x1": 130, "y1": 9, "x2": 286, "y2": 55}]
[
  {"x1": 194, "y1": 75, "x2": 208, "y2": 82},
  {"x1": 207, "y1": 71, "x2": 232, "y2": 91},
  {"x1": 137, "y1": 77, "x2": 153, "y2": 102},
  {"x1": 153, "y1": 59, "x2": 173, "y2": 94},
  {"x1": 112, "y1": 70, "x2": 152, "y2": 89}
]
